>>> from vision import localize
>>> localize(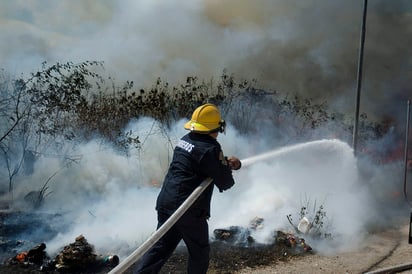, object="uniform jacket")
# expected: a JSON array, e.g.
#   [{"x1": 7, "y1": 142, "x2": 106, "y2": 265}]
[{"x1": 156, "y1": 132, "x2": 235, "y2": 218}]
